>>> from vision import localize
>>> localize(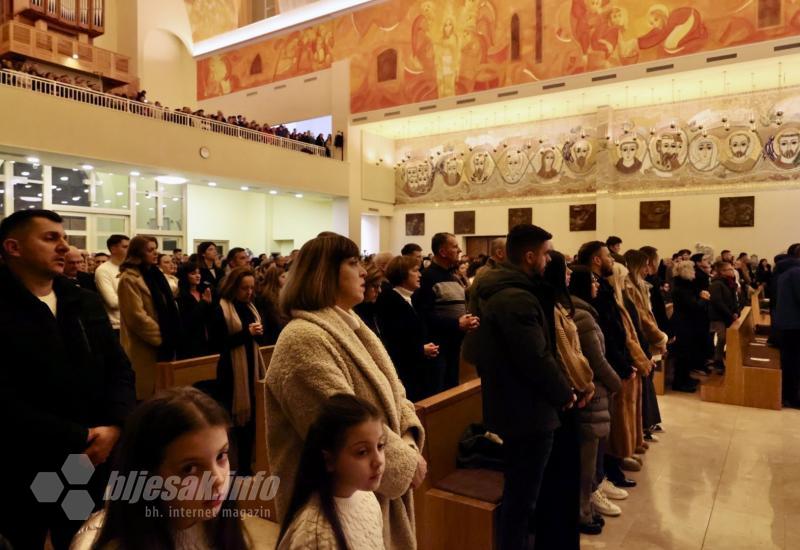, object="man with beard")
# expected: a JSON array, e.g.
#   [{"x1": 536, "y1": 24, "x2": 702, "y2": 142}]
[
  {"x1": 476, "y1": 225, "x2": 575, "y2": 550},
  {"x1": 728, "y1": 132, "x2": 751, "y2": 160},
  {"x1": 655, "y1": 133, "x2": 683, "y2": 171},
  {"x1": 570, "y1": 139, "x2": 593, "y2": 173},
  {"x1": 471, "y1": 151, "x2": 491, "y2": 183},
  {"x1": 775, "y1": 132, "x2": 800, "y2": 169}
]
